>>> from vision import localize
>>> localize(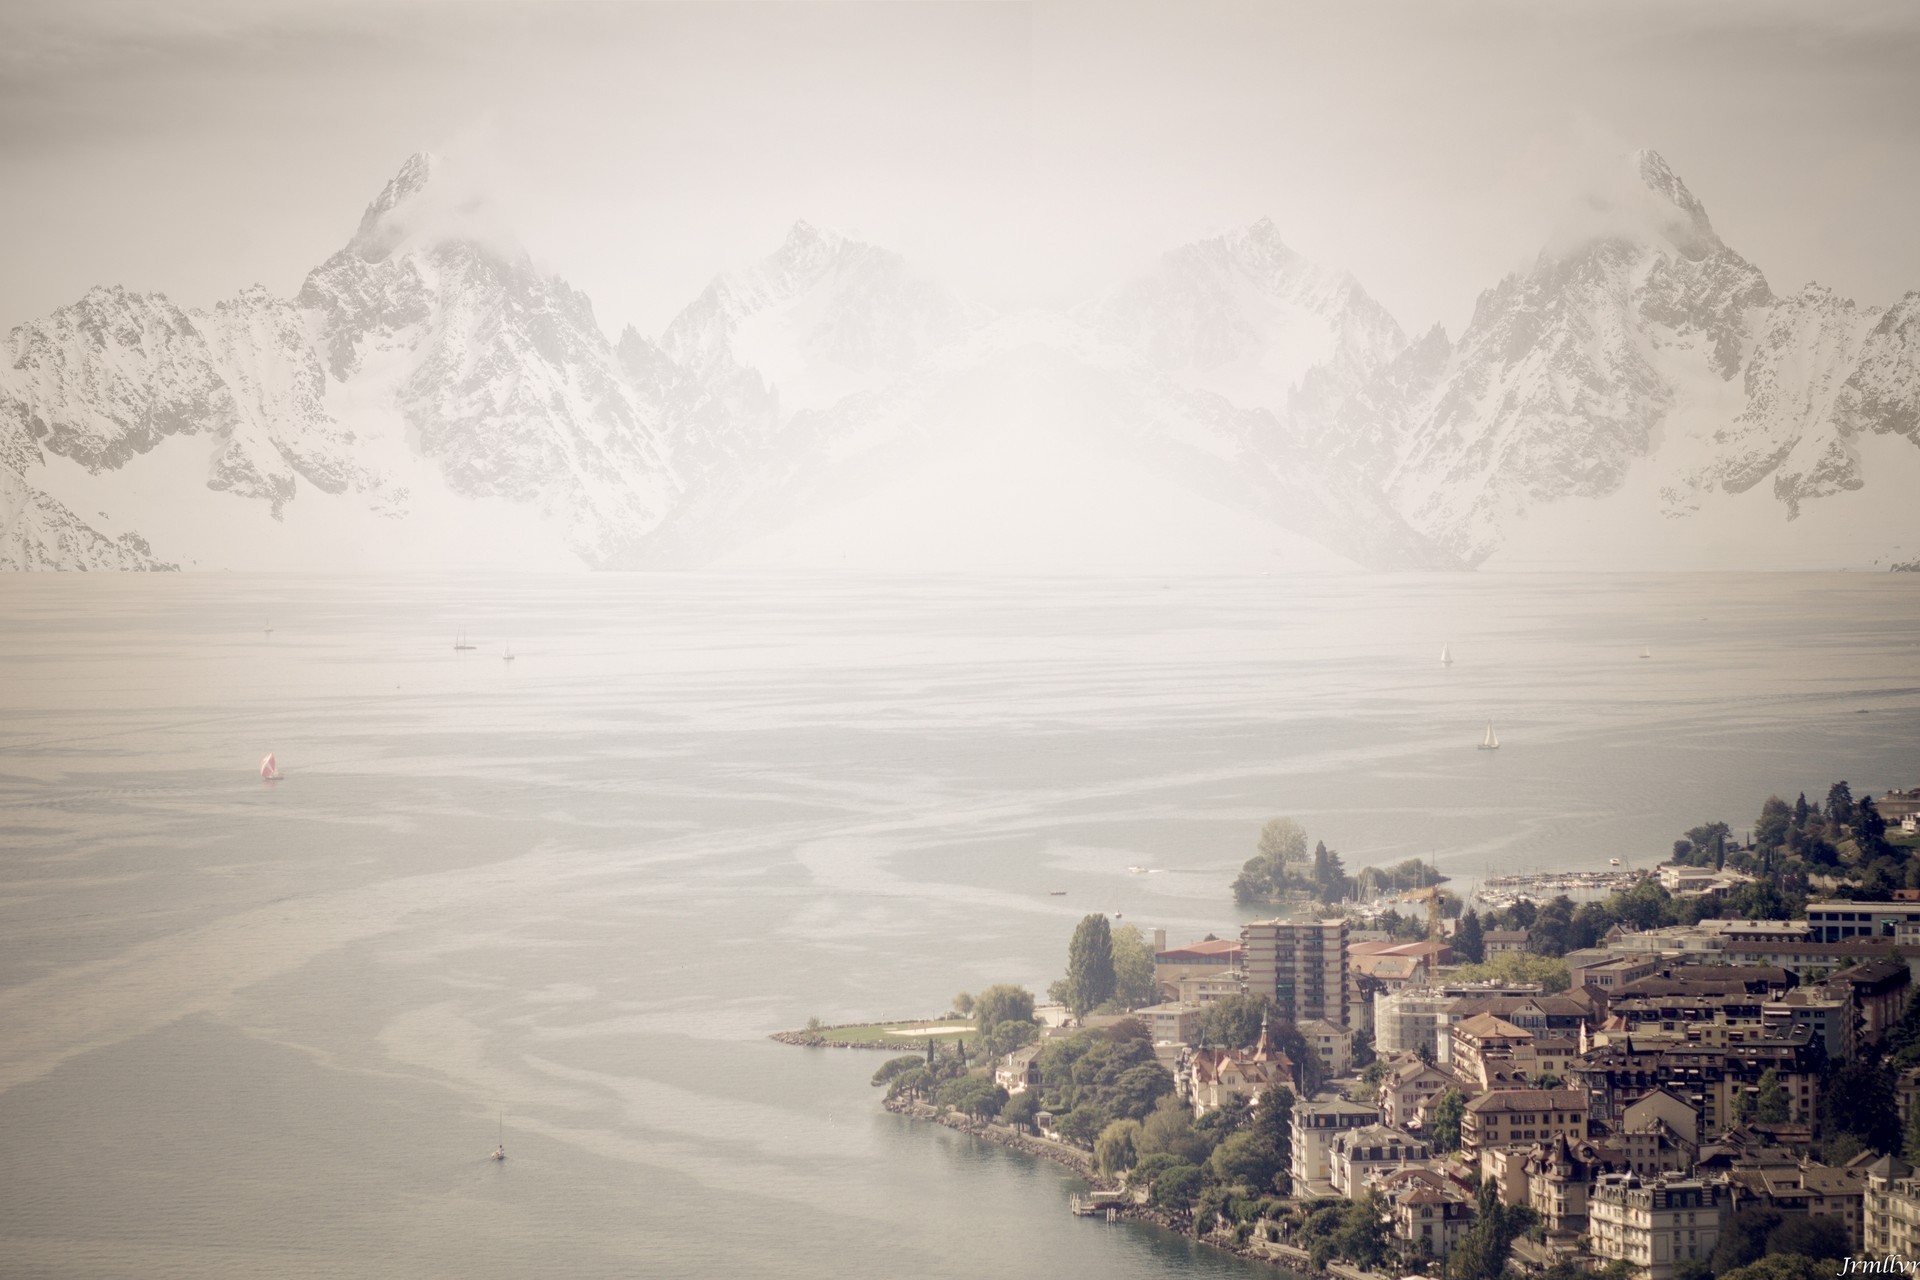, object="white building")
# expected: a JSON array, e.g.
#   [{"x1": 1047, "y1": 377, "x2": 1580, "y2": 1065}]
[{"x1": 1588, "y1": 1173, "x2": 1725, "y2": 1280}]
